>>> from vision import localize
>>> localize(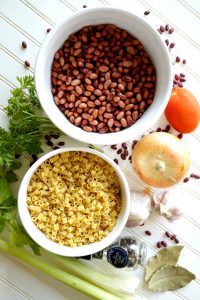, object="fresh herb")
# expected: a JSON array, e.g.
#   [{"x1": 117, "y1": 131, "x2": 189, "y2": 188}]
[
  {"x1": 145, "y1": 246, "x2": 195, "y2": 291},
  {"x1": 0, "y1": 76, "x2": 59, "y2": 253}
]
